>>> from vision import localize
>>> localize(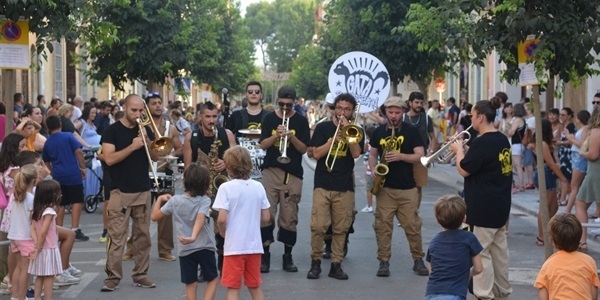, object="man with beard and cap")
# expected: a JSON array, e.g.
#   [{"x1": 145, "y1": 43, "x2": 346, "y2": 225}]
[{"x1": 403, "y1": 91, "x2": 437, "y2": 207}]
